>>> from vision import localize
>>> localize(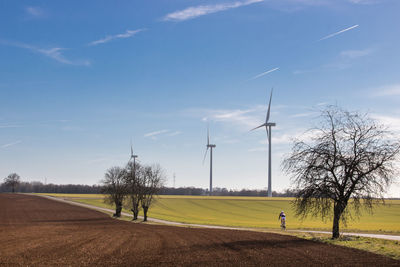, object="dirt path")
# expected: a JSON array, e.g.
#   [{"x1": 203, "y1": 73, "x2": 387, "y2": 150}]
[
  {"x1": 1, "y1": 193, "x2": 399, "y2": 266},
  {"x1": 41, "y1": 194, "x2": 400, "y2": 241}
]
